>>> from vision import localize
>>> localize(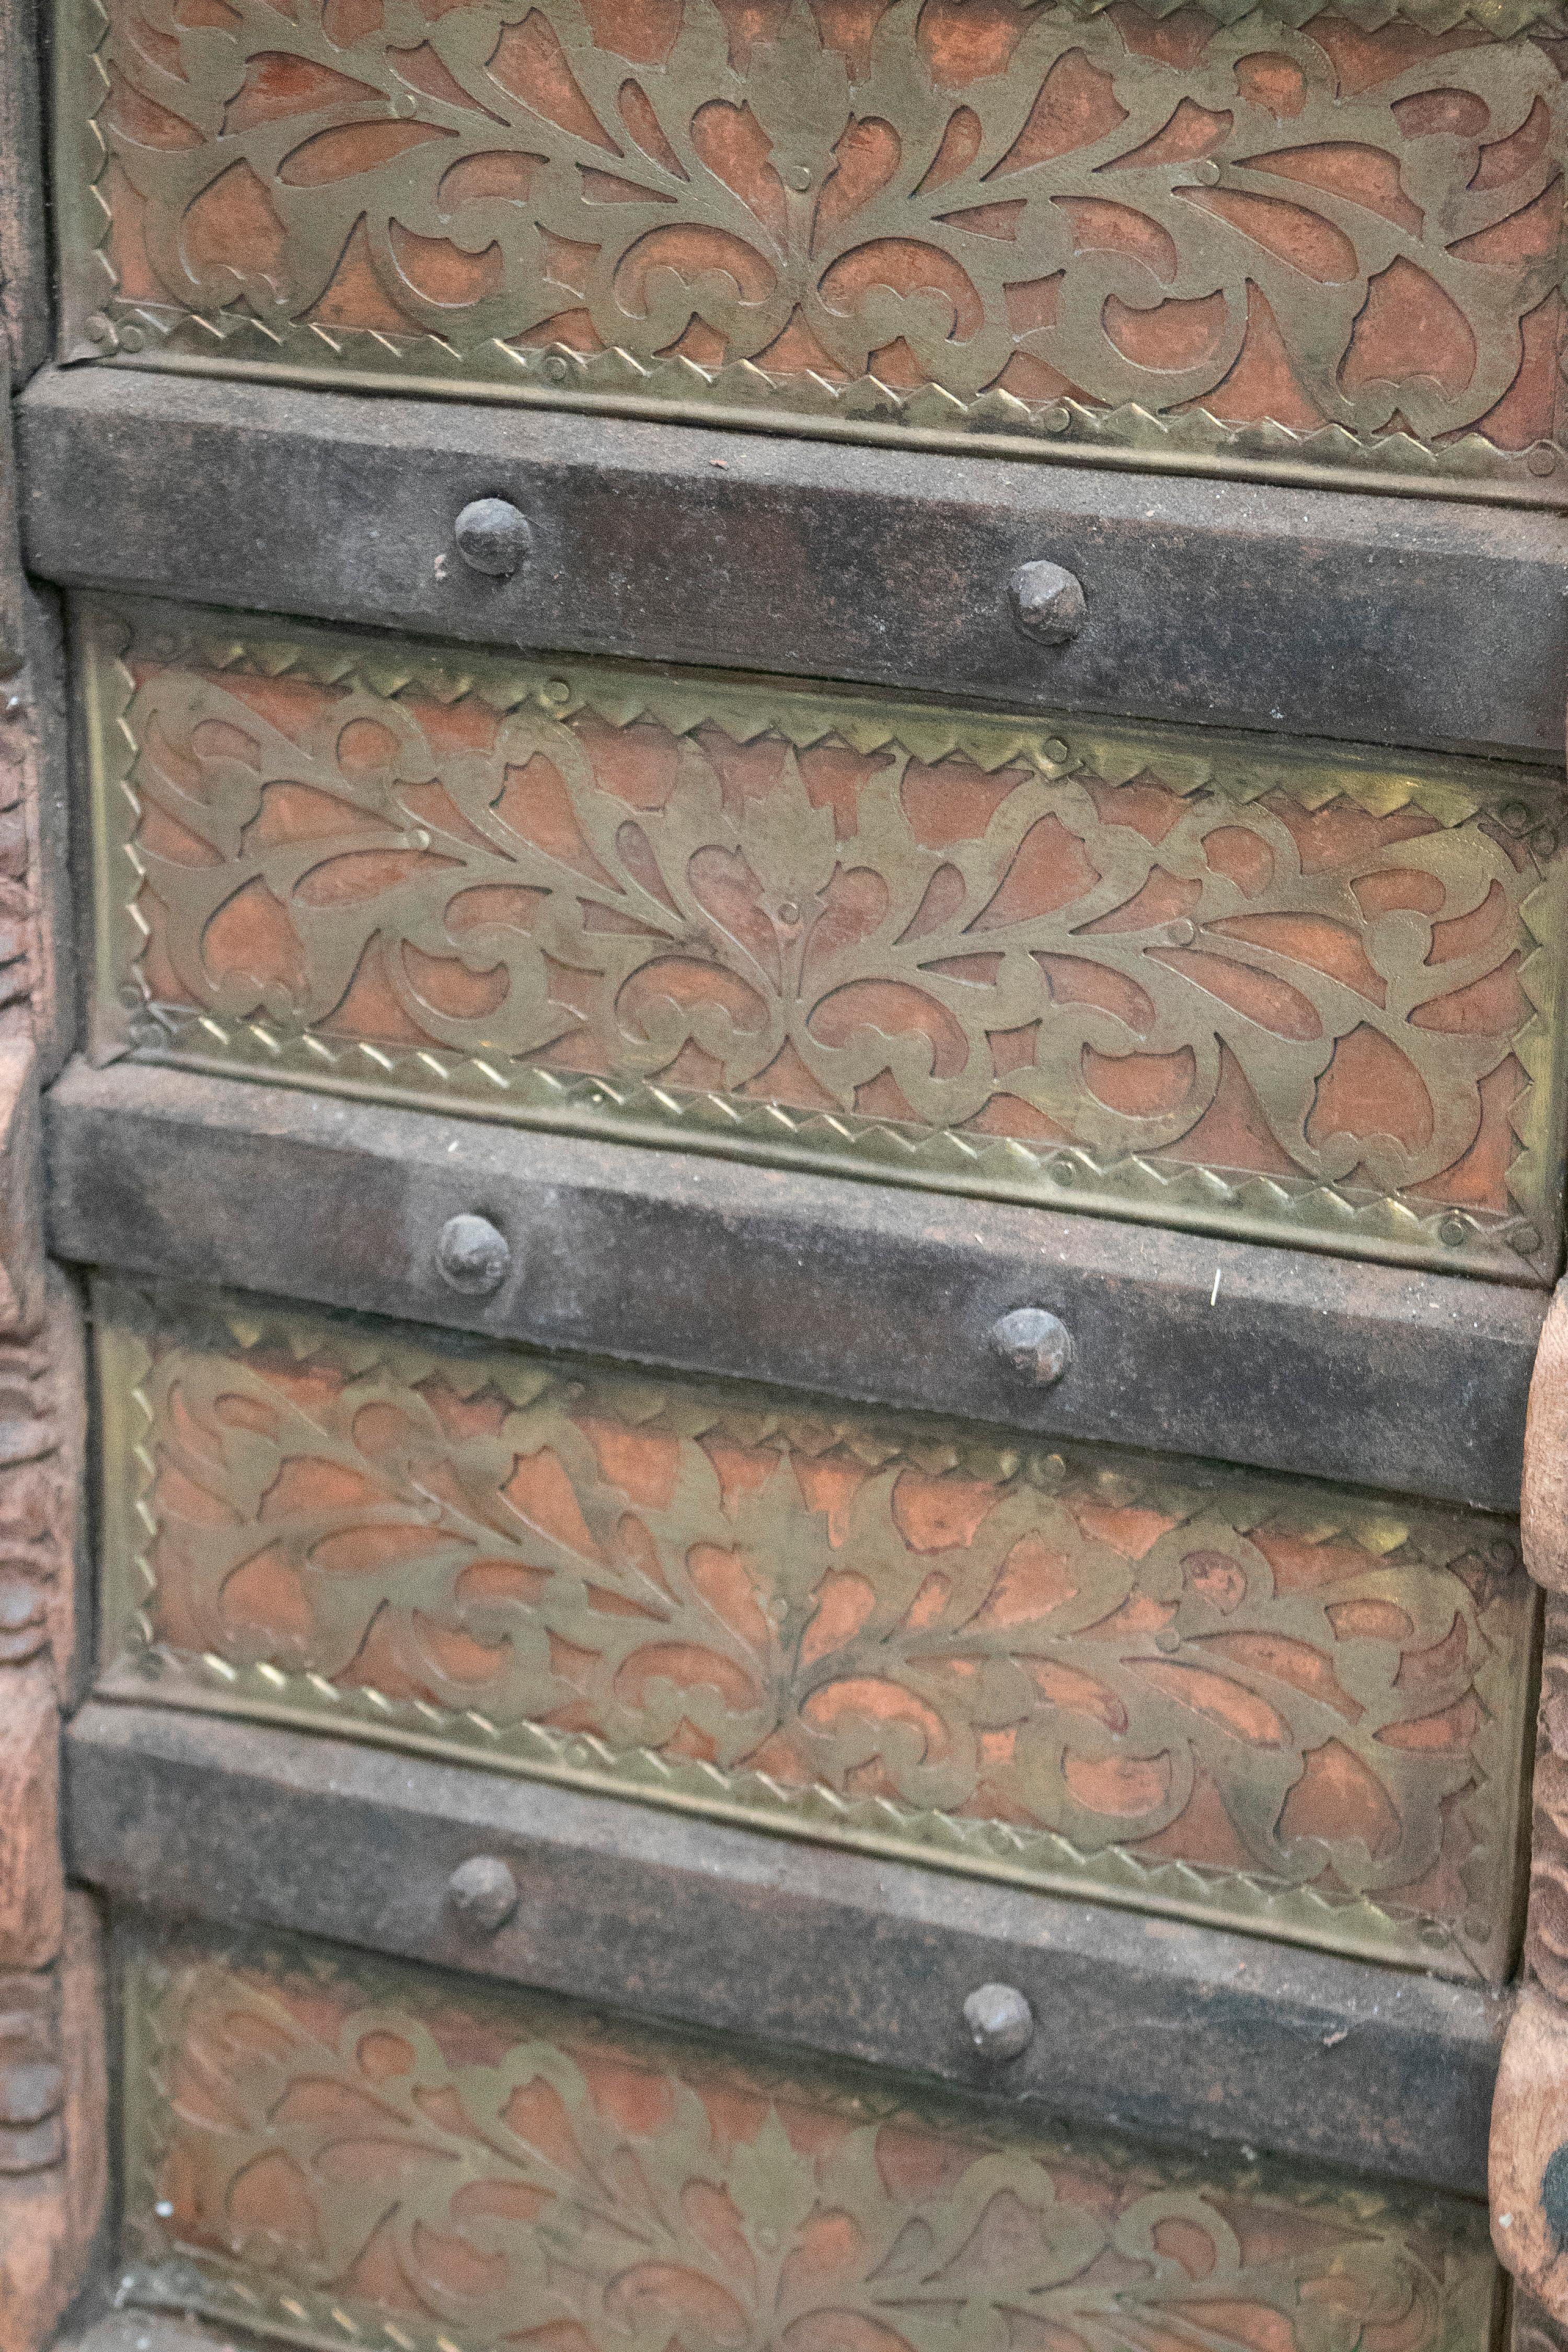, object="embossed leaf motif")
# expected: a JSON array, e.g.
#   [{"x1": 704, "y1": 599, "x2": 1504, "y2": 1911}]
[
  {"x1": 731, "y1": 749, "x2": 839, "y2": 916},
  {"x1": 142, "y1": 1951, "x2": 1482, "y2": 2352},
  {"x1": 83, "y1": 0, "x2": 1568, "y2": 470},
  {"x1": 123, "y1": 1294, "x2": 1528, "y2": 1963},
  {"x1": 115, "y1": 632, "x2": 1556, "y2": 1262},
  {"x1": 744, "y1": 8, "x2": 852, "y2": 200}
]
